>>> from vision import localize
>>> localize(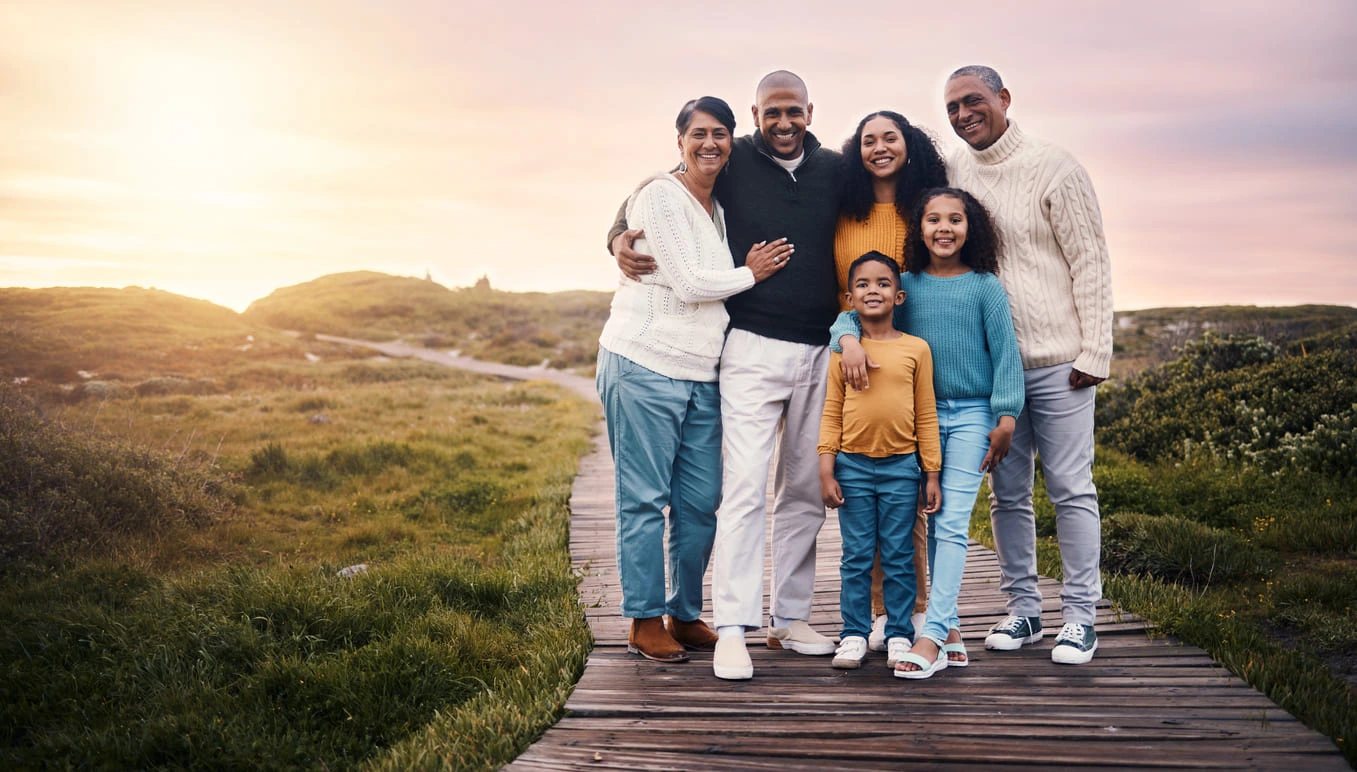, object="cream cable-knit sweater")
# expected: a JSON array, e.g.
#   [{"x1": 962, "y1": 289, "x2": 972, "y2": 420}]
[
  {"x1": 947, "y1": 121, "x2": 1114, "y2": 379},
  {"x1": 598, "y1": 173, "x2": 755, "y2": 382}
]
